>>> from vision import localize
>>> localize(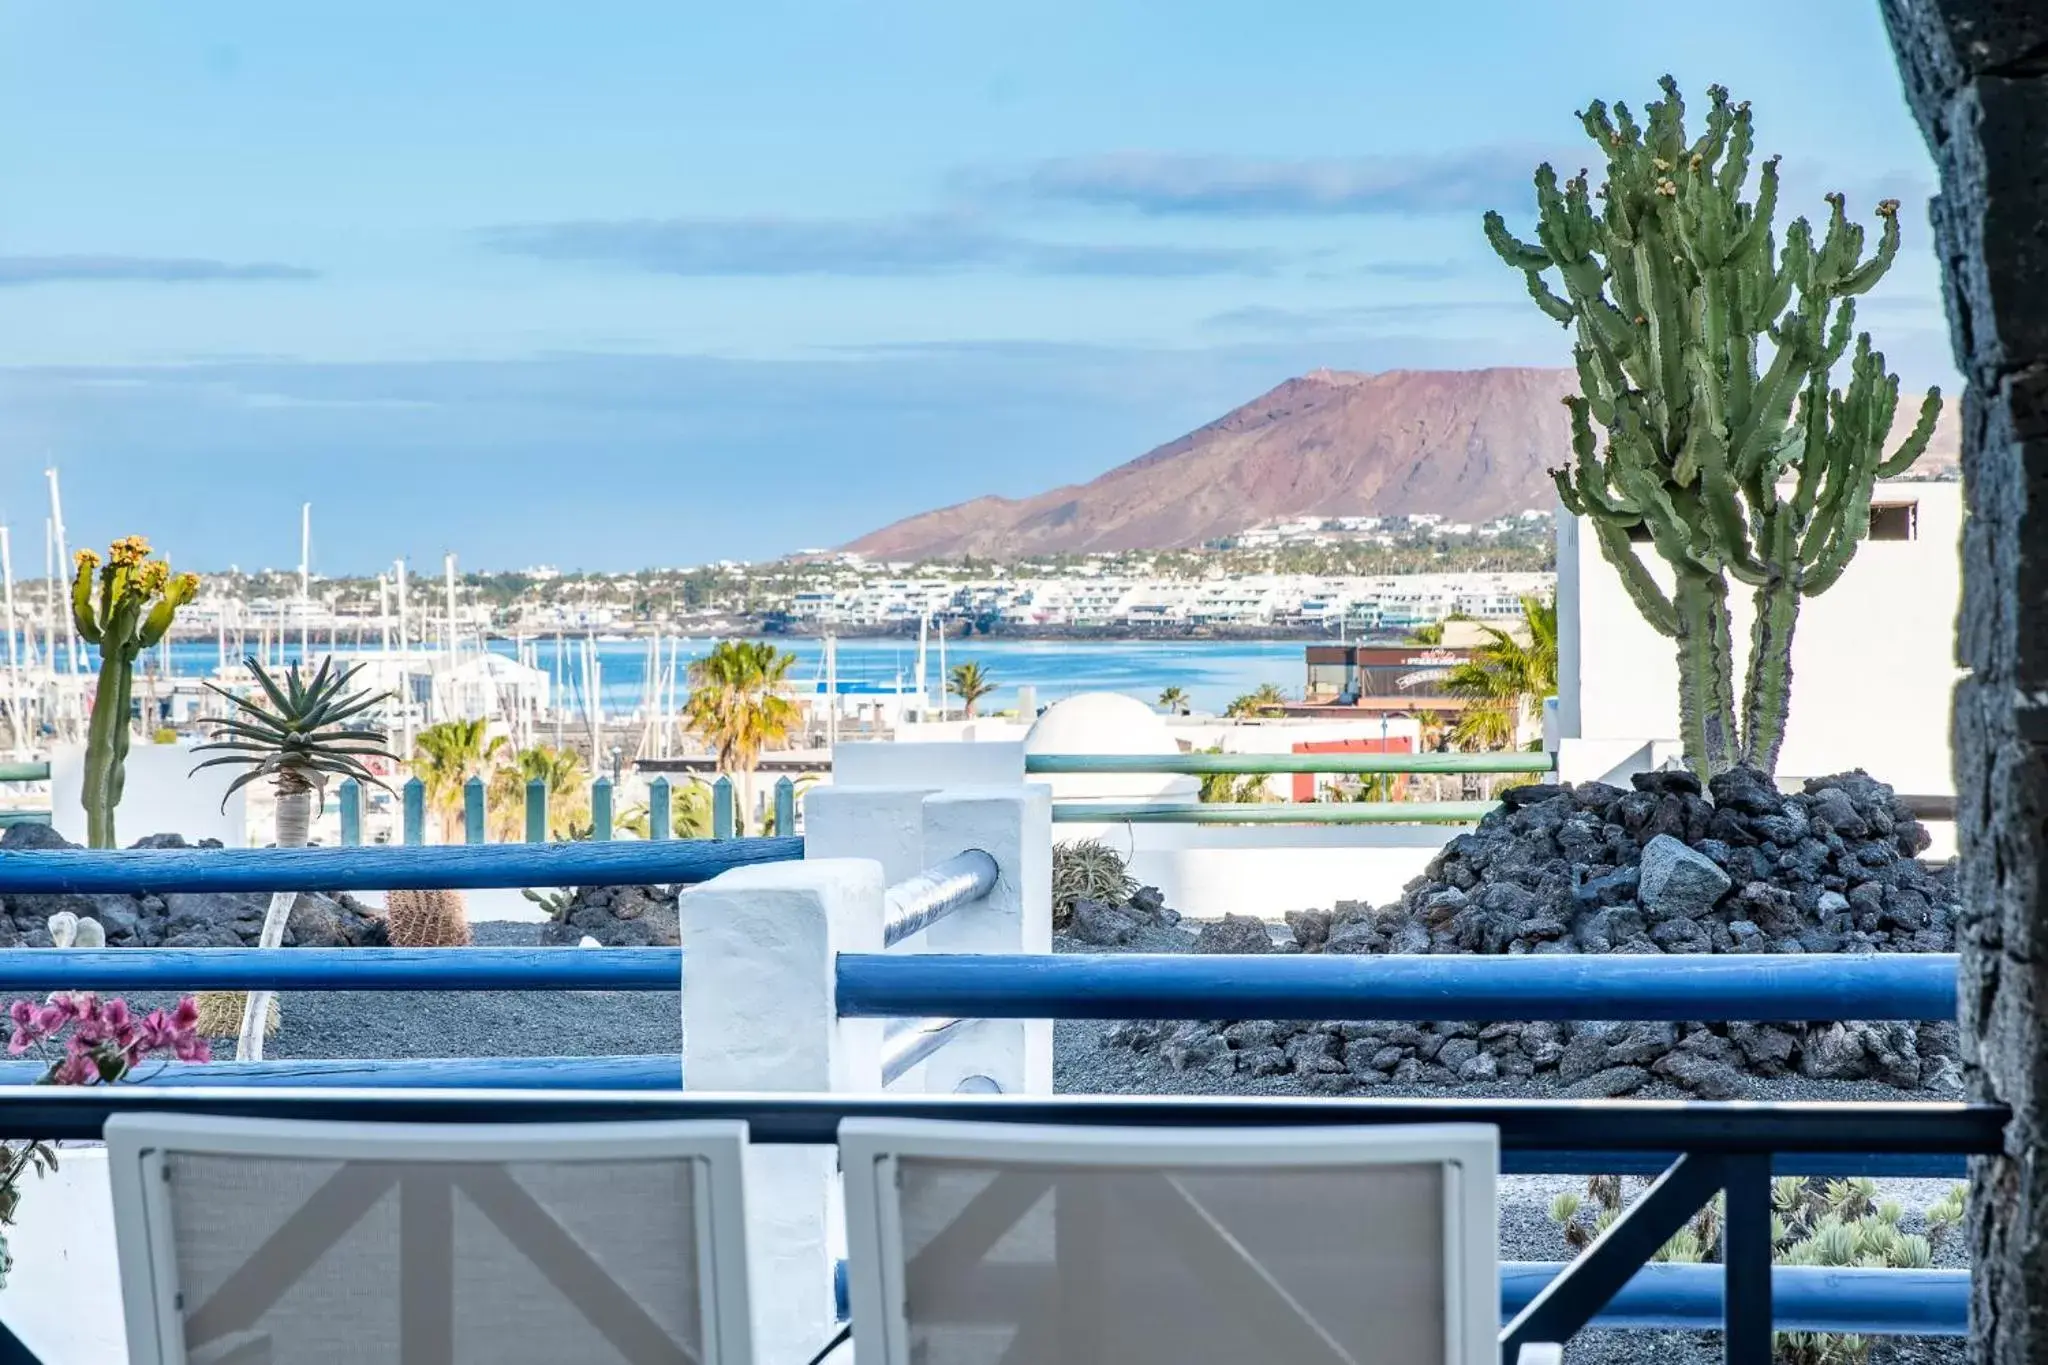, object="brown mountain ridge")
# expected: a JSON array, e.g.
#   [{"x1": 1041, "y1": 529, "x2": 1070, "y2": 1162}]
[{"x1": 843, "y1": 366, "x2": 1960, "y2": 560}]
